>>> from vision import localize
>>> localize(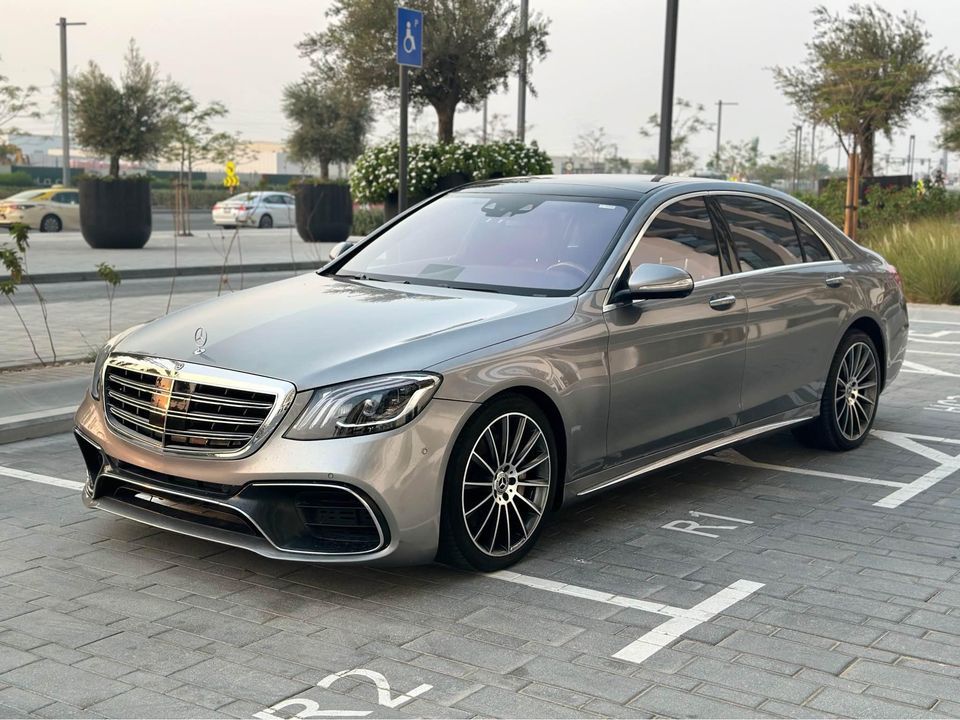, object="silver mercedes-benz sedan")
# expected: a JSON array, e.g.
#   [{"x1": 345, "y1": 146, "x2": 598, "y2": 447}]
[{"x1": 74, "y1": 175, "x2": 908, "y2": 571}]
